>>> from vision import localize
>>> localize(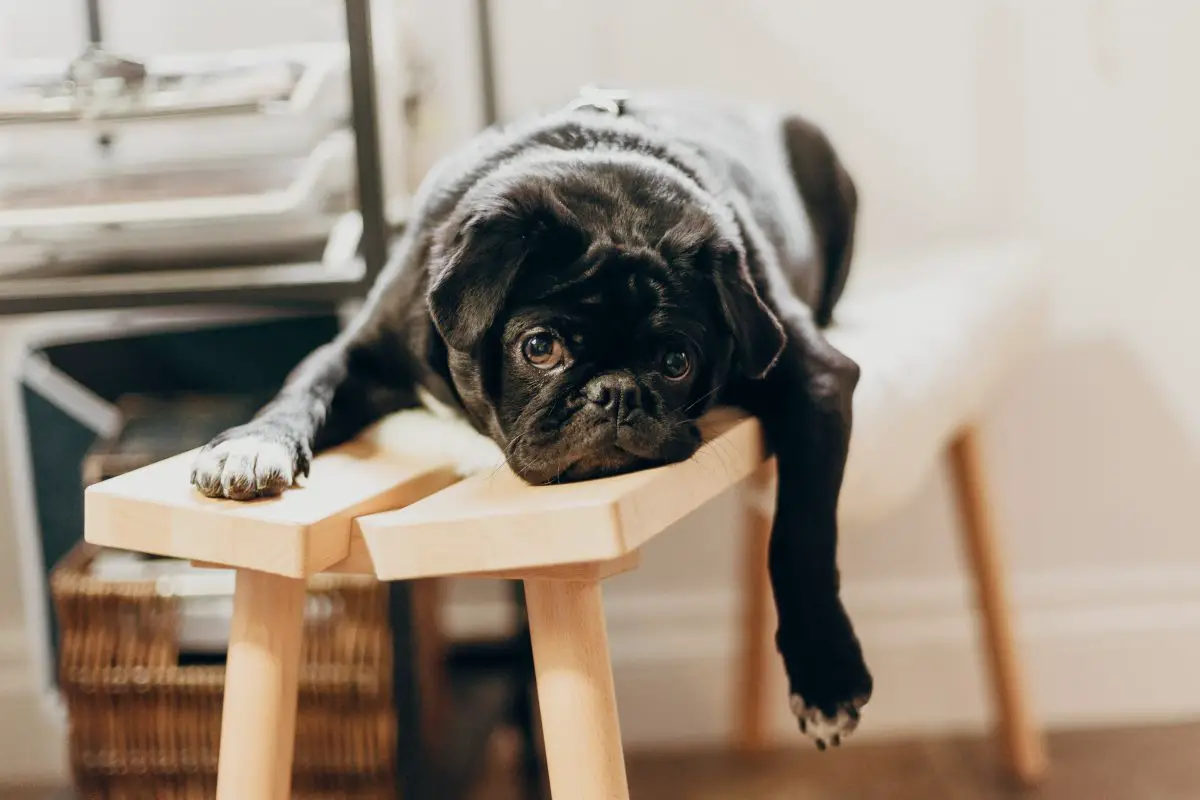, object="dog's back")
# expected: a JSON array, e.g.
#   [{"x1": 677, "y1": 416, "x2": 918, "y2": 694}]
[{"x1": 618, "y1": 92, "x2": 855, "y2": 325}]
